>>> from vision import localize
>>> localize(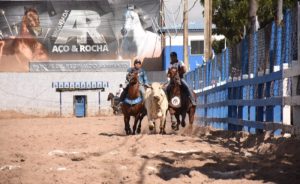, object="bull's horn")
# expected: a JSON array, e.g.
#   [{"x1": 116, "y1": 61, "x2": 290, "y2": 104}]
[{"x1": 144, "y1": 84, "x2": 151, "y2": 88}]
